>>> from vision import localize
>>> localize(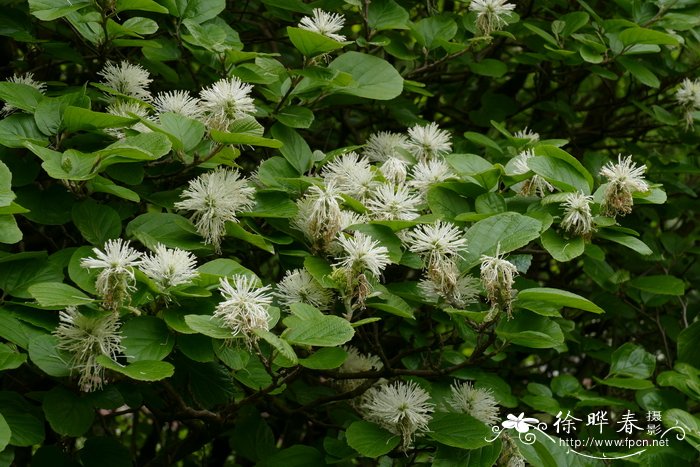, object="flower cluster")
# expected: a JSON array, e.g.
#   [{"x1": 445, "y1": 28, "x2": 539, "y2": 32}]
[
  {"x1": 448, "y1": 381, "x2": 500, "y2": 425},
  {"x1": 337, "y1": 346, "x2": 383, "y2": 392},
  {"x1": 97, "y1": 61, "x2": 257, "y2": 137},
  {"x1": 404, "y1": 221, "x2": 479, "y2": 307},
  {"x1": 298, "y1": 8, "x2": 346, "y2": 42},
  {"x1": 275, "y1": 269, "x2": 333, "y2": 311},
  {"x1": 175, "y1": 167, "x2": 256, "y2": 252},
  {"x1": 469, "y1": 0, "x2": 516, "y2": 36},
  {"x1": 480, "y1": 244, "x2": 518, "y2": 318},
  {"x1": 333, "y1": 231, "x2": 391, "y2": 308},
  {"x1": 676, "y1": 78, "x2": 700, "y2": 128},
  {"x1": 561, "y1": 192, "x2": 594, "y2": 236},
  {"x1": 214, "y1": 275, "x2": 273, "y2": 346},
  {"x1": 360, "y1": 381, "x2": 434, "y2": 451},
  {"x1": 80, "y1": 239, "x2": 199, "y2": 310},
  {"x1": 599, "y1": 155, "x2": 648, "y2": 217},
  {"x1": 54, "y1": 306, "x2": 124, "y2": 392}
]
